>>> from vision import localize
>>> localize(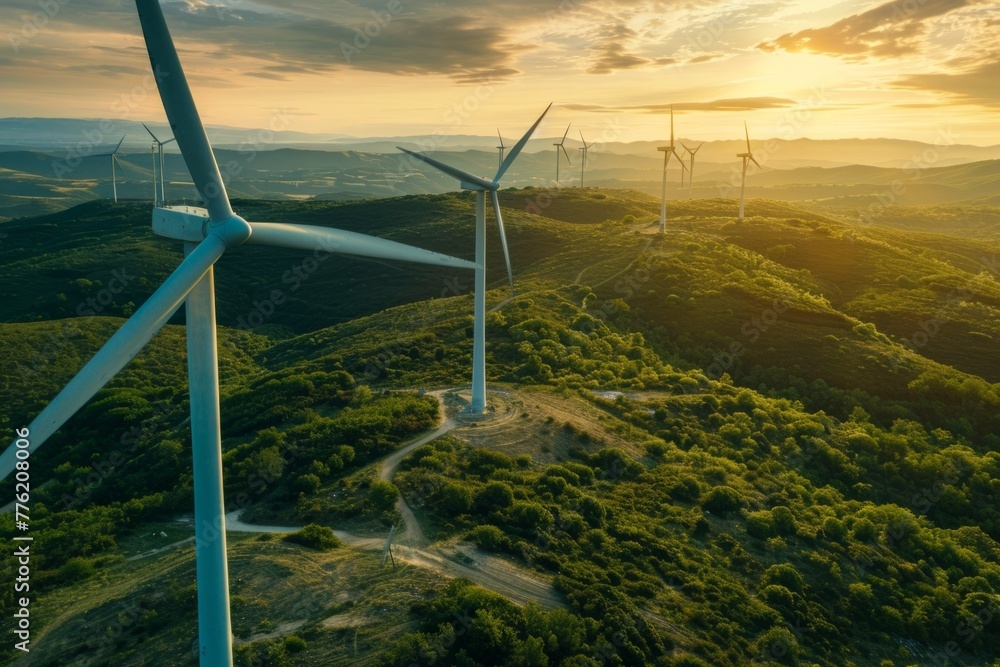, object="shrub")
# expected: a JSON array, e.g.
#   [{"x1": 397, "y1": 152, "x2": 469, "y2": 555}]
[
  {"x1": 475, "y1": 481, "x2": 514, "y2": 512},
  {"x1": 283, "y1": 524, "x2": 341, "y2": 551},
  {"x1": 368, "y1": 480, "x2": 399, "y2": 512},
  {"x1": 468, "y1": 525, "x2": 508, "y2": 551},
  {"x1": 702, "y1": 486, "x2": 743, "y2": 514},
  {"x1": 284, "y1": 636, "x2": 307, "y2": 653}
]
